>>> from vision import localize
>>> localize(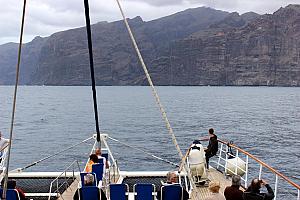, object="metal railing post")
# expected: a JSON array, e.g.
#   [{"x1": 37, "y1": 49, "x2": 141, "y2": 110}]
[
  {"x1": 48, "y1": 182, "x2": 53, "y2": 200},
  {"x1": 217, "y1": 143, "x2": 223, "y2": 169},
  {"x1": 297, "y1": 189, "x2": 300, "y2": 200},
  {"x1": 235, "y1": 150, "x2": 239, "y2": 174},
  {"x1": 225, "y1": 145, "x2": 228, "y2": 175},
  {"x1": 274, "y1": 175, "x2": 278, "y2": 200},
  {"x1": 56, "y1": 179, "x2": 59, "y2": 198},
  {"x1": 259, "y1": 164, "x2": 263, "y2": 180},
  {"x1": 245, "y1": 155, "x2": 249, "y2": 188}
]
